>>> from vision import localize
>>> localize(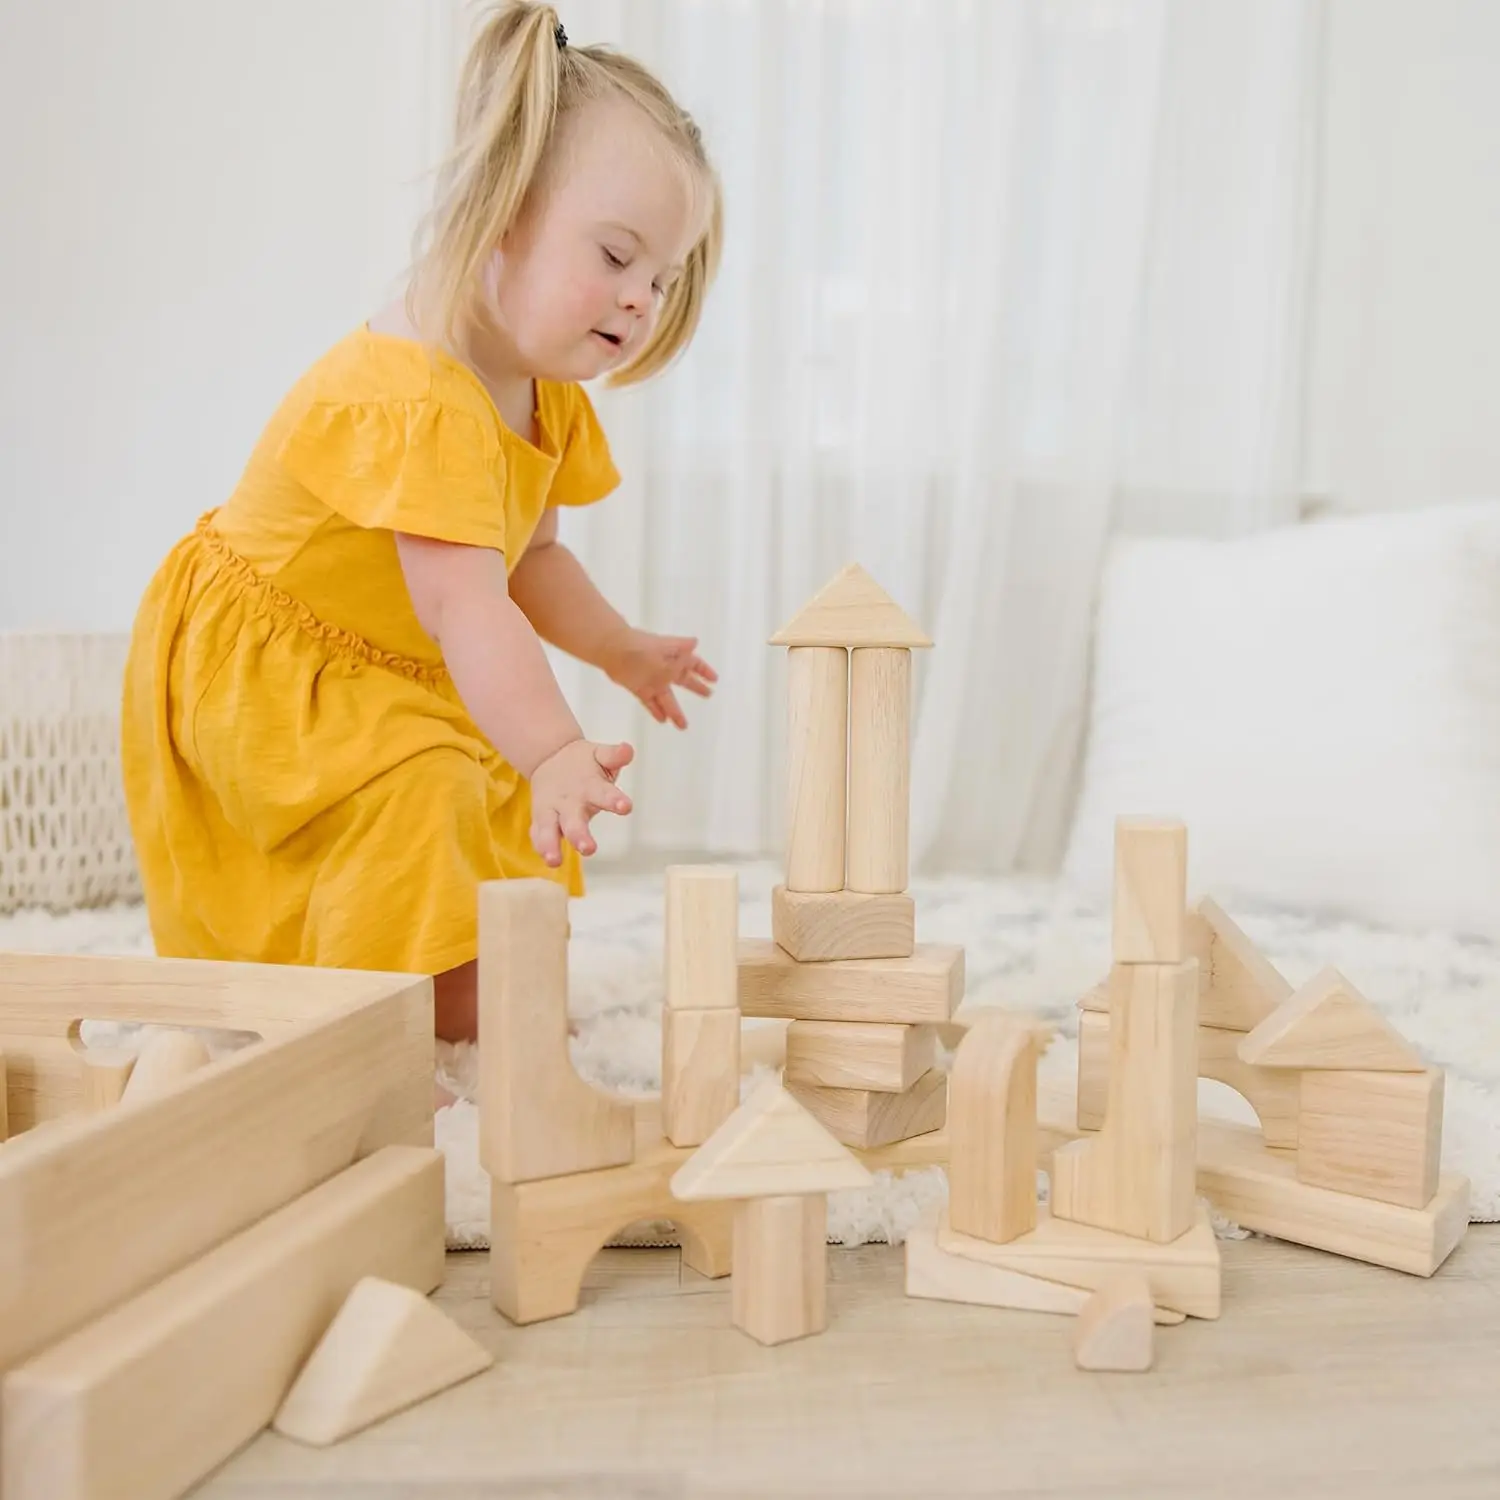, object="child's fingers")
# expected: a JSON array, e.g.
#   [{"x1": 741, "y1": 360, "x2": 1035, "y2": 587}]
[
  {"x1": 659, "y1": 687, "x2": 687, "y2": 730},
  {"x1": 643, "y1": 694, "x2": 667, "y2": 724},
  {"x1": 560, "y1": 802, "x2": 597, "y2": 858},
  {"x1": 530, "y1": 808, "x2": 564, "y2": 868},
  {"x1": 589, "y1": 777, "x2": 633, "y2": 816}
]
